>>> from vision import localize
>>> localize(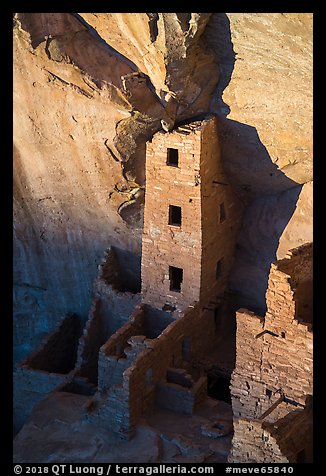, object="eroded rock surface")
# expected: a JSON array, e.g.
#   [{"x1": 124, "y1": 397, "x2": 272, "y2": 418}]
[
  {"x1": 13, "y1": 12, "x2": 312, "y2": 372},
  {"x1": 13, "y1": 392, "x2": 232, "y2": 463},
  {"x1": 208, "y1": 13, "x2": 312, "y2": 192},
  {"x1": 13, "y1": 13, "x2": 220, "y2": 361},
  {"x1": 13, "y1": 12, "x2": 313, "y2": 463}
]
